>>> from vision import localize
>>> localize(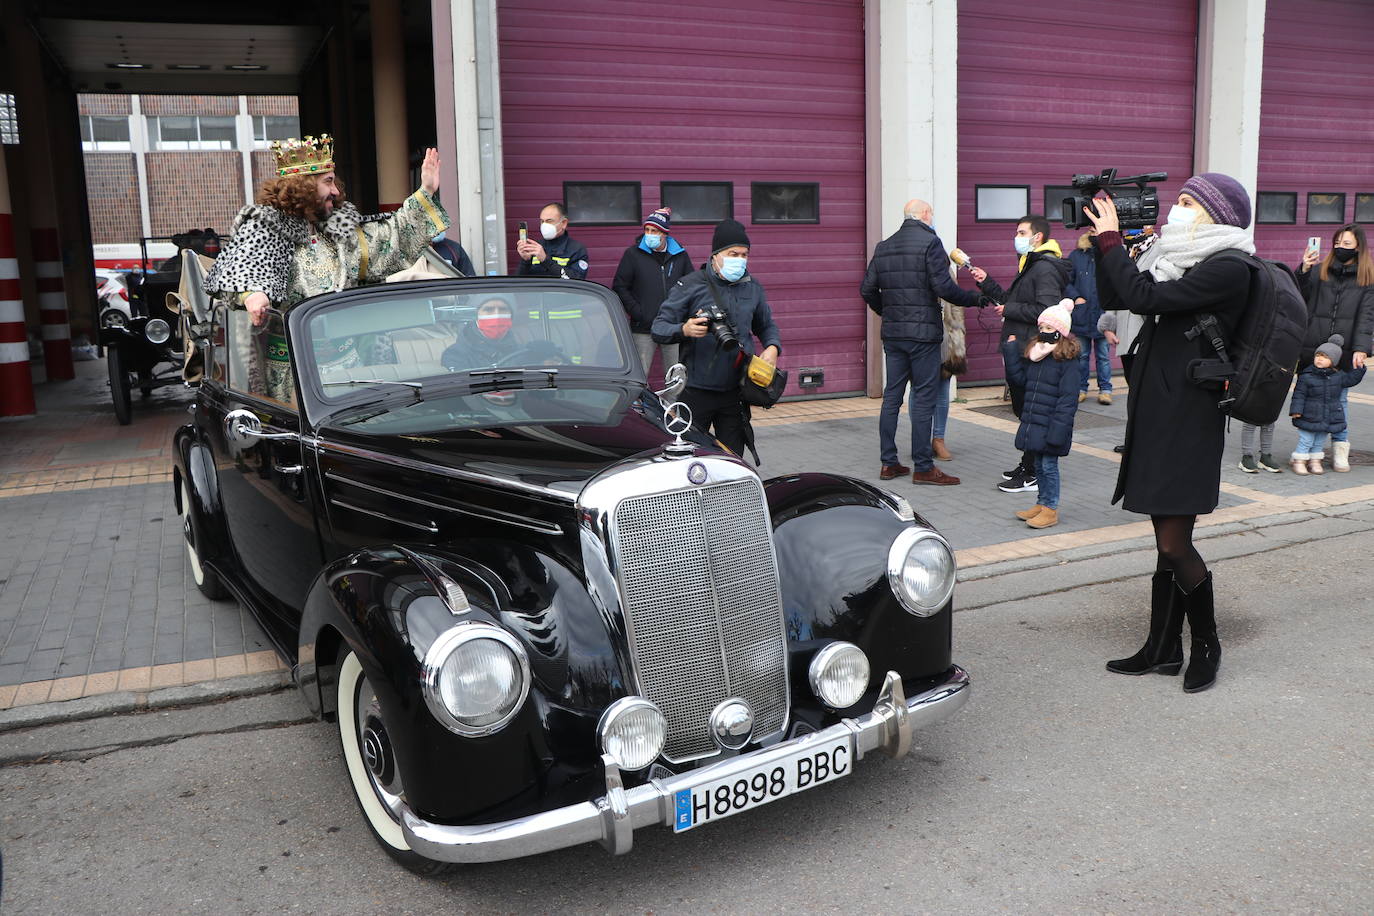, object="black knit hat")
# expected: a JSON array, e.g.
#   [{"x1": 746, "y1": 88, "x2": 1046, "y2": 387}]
[{"x1": 711, "y1": 219, "x2": 751, "y2": 255}]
